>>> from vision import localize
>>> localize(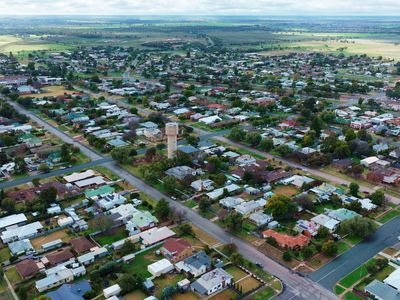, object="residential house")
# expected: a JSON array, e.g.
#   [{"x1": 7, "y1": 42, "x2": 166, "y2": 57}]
[
  {"x1": 36, "y1": 266, "x2": 86, "y2": 292},
  {"x1": 175, "y1": 251, "x2": 212, "y2": 277},
  {"x1": 294, "y1": 220, "x2": 320, "y2": 237},
  {"x1": 262, "y1": 229, "x2": 310, "y2": 249},
  {"x1": 1, "y1": 221, "x2": 43, "y2": 243},
  {"x1": 219, "y1": 197, "x2": 244, "y2": 209},
  {"x1": 8, "y1": 239, "x2": 35, "y2": 256},
  {"x1": 139, "y1": 226, "x2": 176, "y2": 246},
  {"x1": 365, "y1": 279, "x2": 400, "y2": 300},
  {"x1": 235, "y1": 199, "x2": 267, "y2": 216},
  {"x1": 191, "y1": 268, "x2": 233, "y2": 295},
  {"x1": 15, "y1": 259, "x2": 40, "y2": 279},
  {"x1": 311, "y1": 214, "x2": 340, "y2": 232},
  {"x1": 70, "y1": 237, "x2": 95, "y2": 254},
  {"x1": 249, "y1": 211, "x2": 273, "y2": 227},
  {"x1": 161, "y1": 238, "x2": 193, "y2": 263},
  {"x1": 45, "y1": 248, "x2": 75, "y2": 266},
  {"x1": 47, "y1": 280, "x2": 92, "y2": 300}
]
